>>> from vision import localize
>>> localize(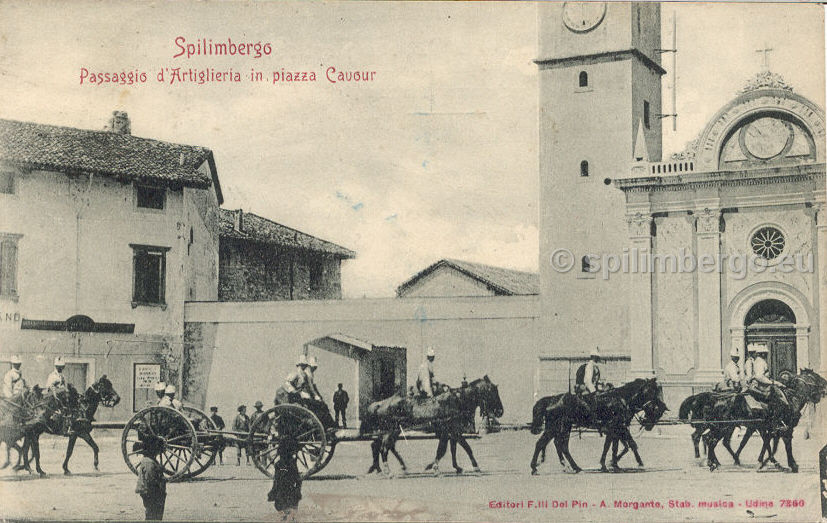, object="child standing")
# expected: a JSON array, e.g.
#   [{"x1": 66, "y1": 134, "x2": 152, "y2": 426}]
[
  {"x1": 135, "y1": 435, "x2": 167, "y2": 521},
  {"x1": 267, "y1": 437, "x2": 302, "y2": 520}
]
